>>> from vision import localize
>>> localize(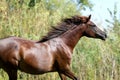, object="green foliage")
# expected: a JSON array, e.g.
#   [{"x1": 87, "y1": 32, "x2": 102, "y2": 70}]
[
  {"x1": 106, "y1": 3, "x2": 120, "y2": 36},
  {"x1": 74, "y1": 0, "x2": 93, "y2": 10},
  {"x1": 0, "y1": 0, "x2": 79, "y2": 38},
  {"x1": 0, "y1": 0, "x2": 120, "y2": 80}
]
